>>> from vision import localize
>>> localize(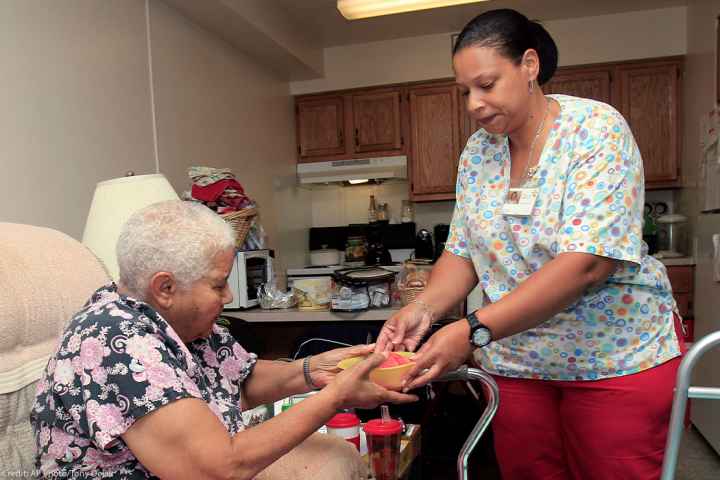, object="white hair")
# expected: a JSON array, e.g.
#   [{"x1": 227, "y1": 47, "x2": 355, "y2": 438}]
[{"x1": 117, "y1": 200, "x2": 235, "y2": 299}]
